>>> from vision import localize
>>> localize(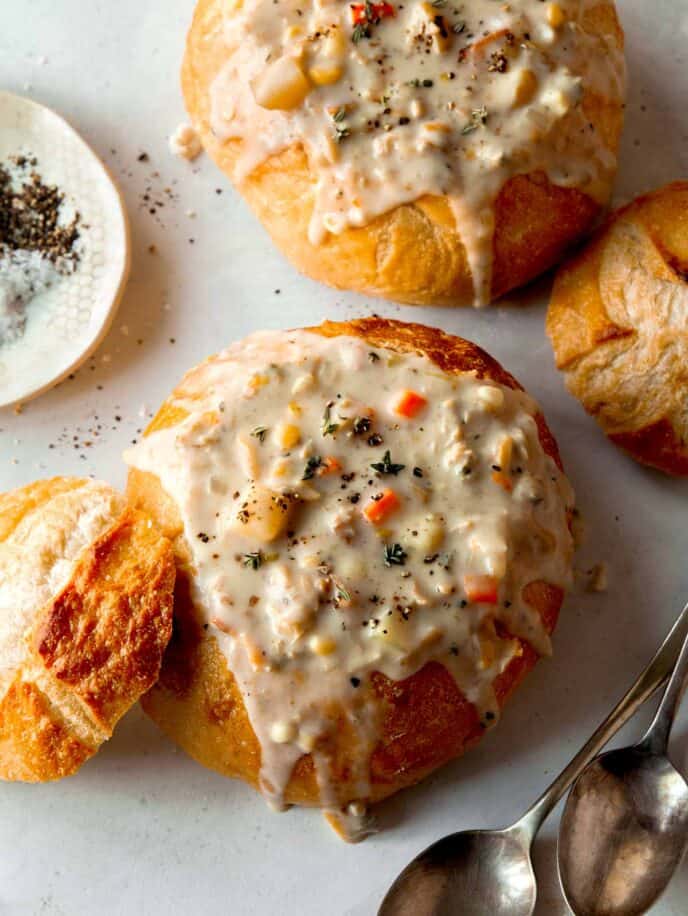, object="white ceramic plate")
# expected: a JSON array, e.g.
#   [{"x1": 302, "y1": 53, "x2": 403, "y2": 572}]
[{"x1": 0, "y1": 91, "x2": 130, "y2": 408}]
